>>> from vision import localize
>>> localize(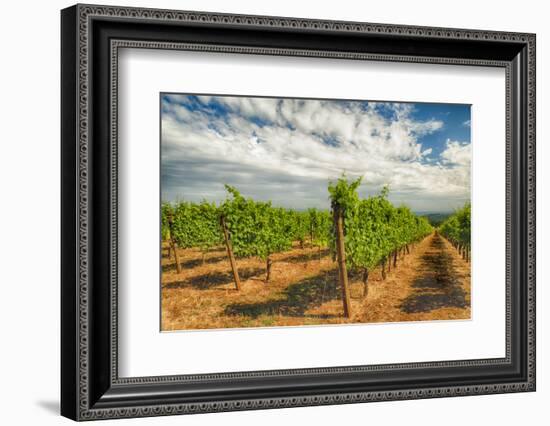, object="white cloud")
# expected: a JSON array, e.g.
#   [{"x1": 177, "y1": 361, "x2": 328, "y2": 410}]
[
  {"x1": 440, "y1": 139, "x2": 471, "y2": 167},
  {"x1": 161, "y1": 95, "x2": 470, "y2": 212}
]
